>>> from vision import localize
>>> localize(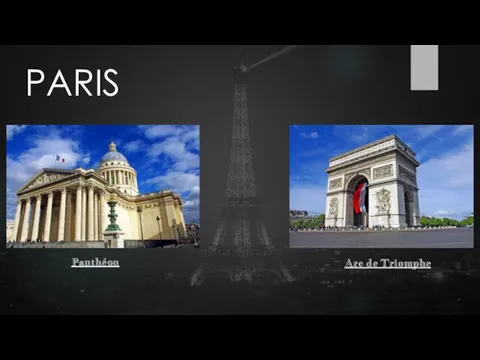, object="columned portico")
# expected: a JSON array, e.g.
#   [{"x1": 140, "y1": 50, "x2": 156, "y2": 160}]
[
  {"x1": 10, "y1": 141, "x2": 187, "y2": 245},
  {"x1": 325, "y1": 135, "x2": 421, "y2": 229}
]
